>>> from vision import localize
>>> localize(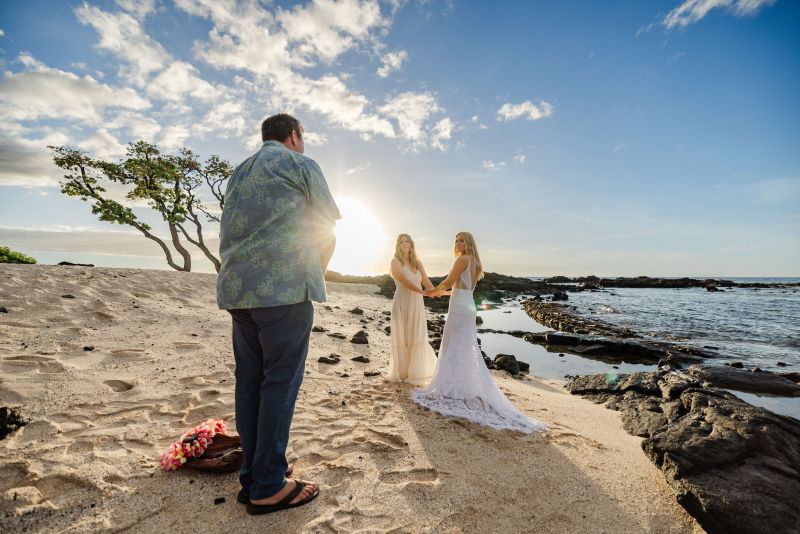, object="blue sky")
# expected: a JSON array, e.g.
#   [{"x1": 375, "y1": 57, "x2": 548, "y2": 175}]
[{"x1": 1, "y1": 0, "x2": 798, "y2": 276}]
